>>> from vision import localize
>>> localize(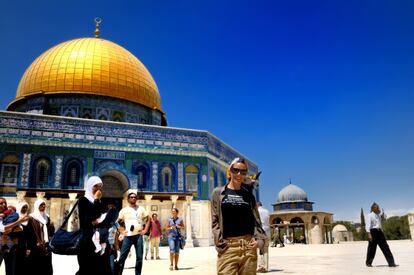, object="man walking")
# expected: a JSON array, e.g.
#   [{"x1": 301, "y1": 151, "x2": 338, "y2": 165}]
[
  {"x1": 149, "y1": 213, "x2": 162, "y2": 260},
  {"x1": 257, "y1": 202, "x2": 270, "y2": 273},
  {"x1": 365, "y1": 202, "x2": 397, "y2": 267},
  {"x1": 116, "y1": 192, "x2": 150, "y2": 275}
]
